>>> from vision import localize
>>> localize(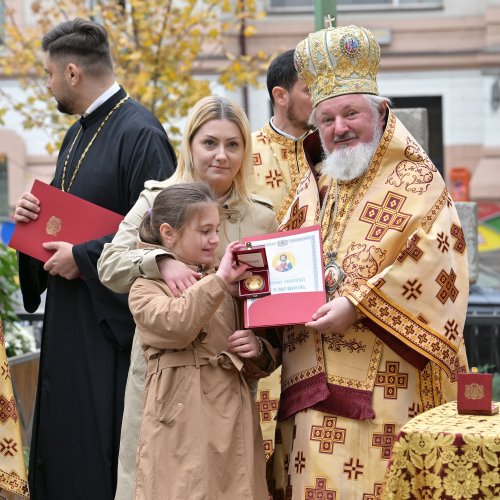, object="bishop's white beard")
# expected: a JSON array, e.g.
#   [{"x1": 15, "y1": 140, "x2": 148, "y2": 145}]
[{"x1": 321, "y1": 120, "x2": 384, "y2": 181}]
